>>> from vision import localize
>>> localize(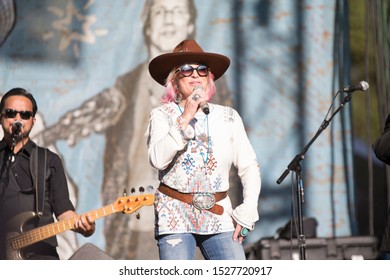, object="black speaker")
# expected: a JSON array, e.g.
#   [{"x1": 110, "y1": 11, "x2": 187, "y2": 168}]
[{"x1": 69, "y1": 243, "x2": 114, "y2": 260}]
